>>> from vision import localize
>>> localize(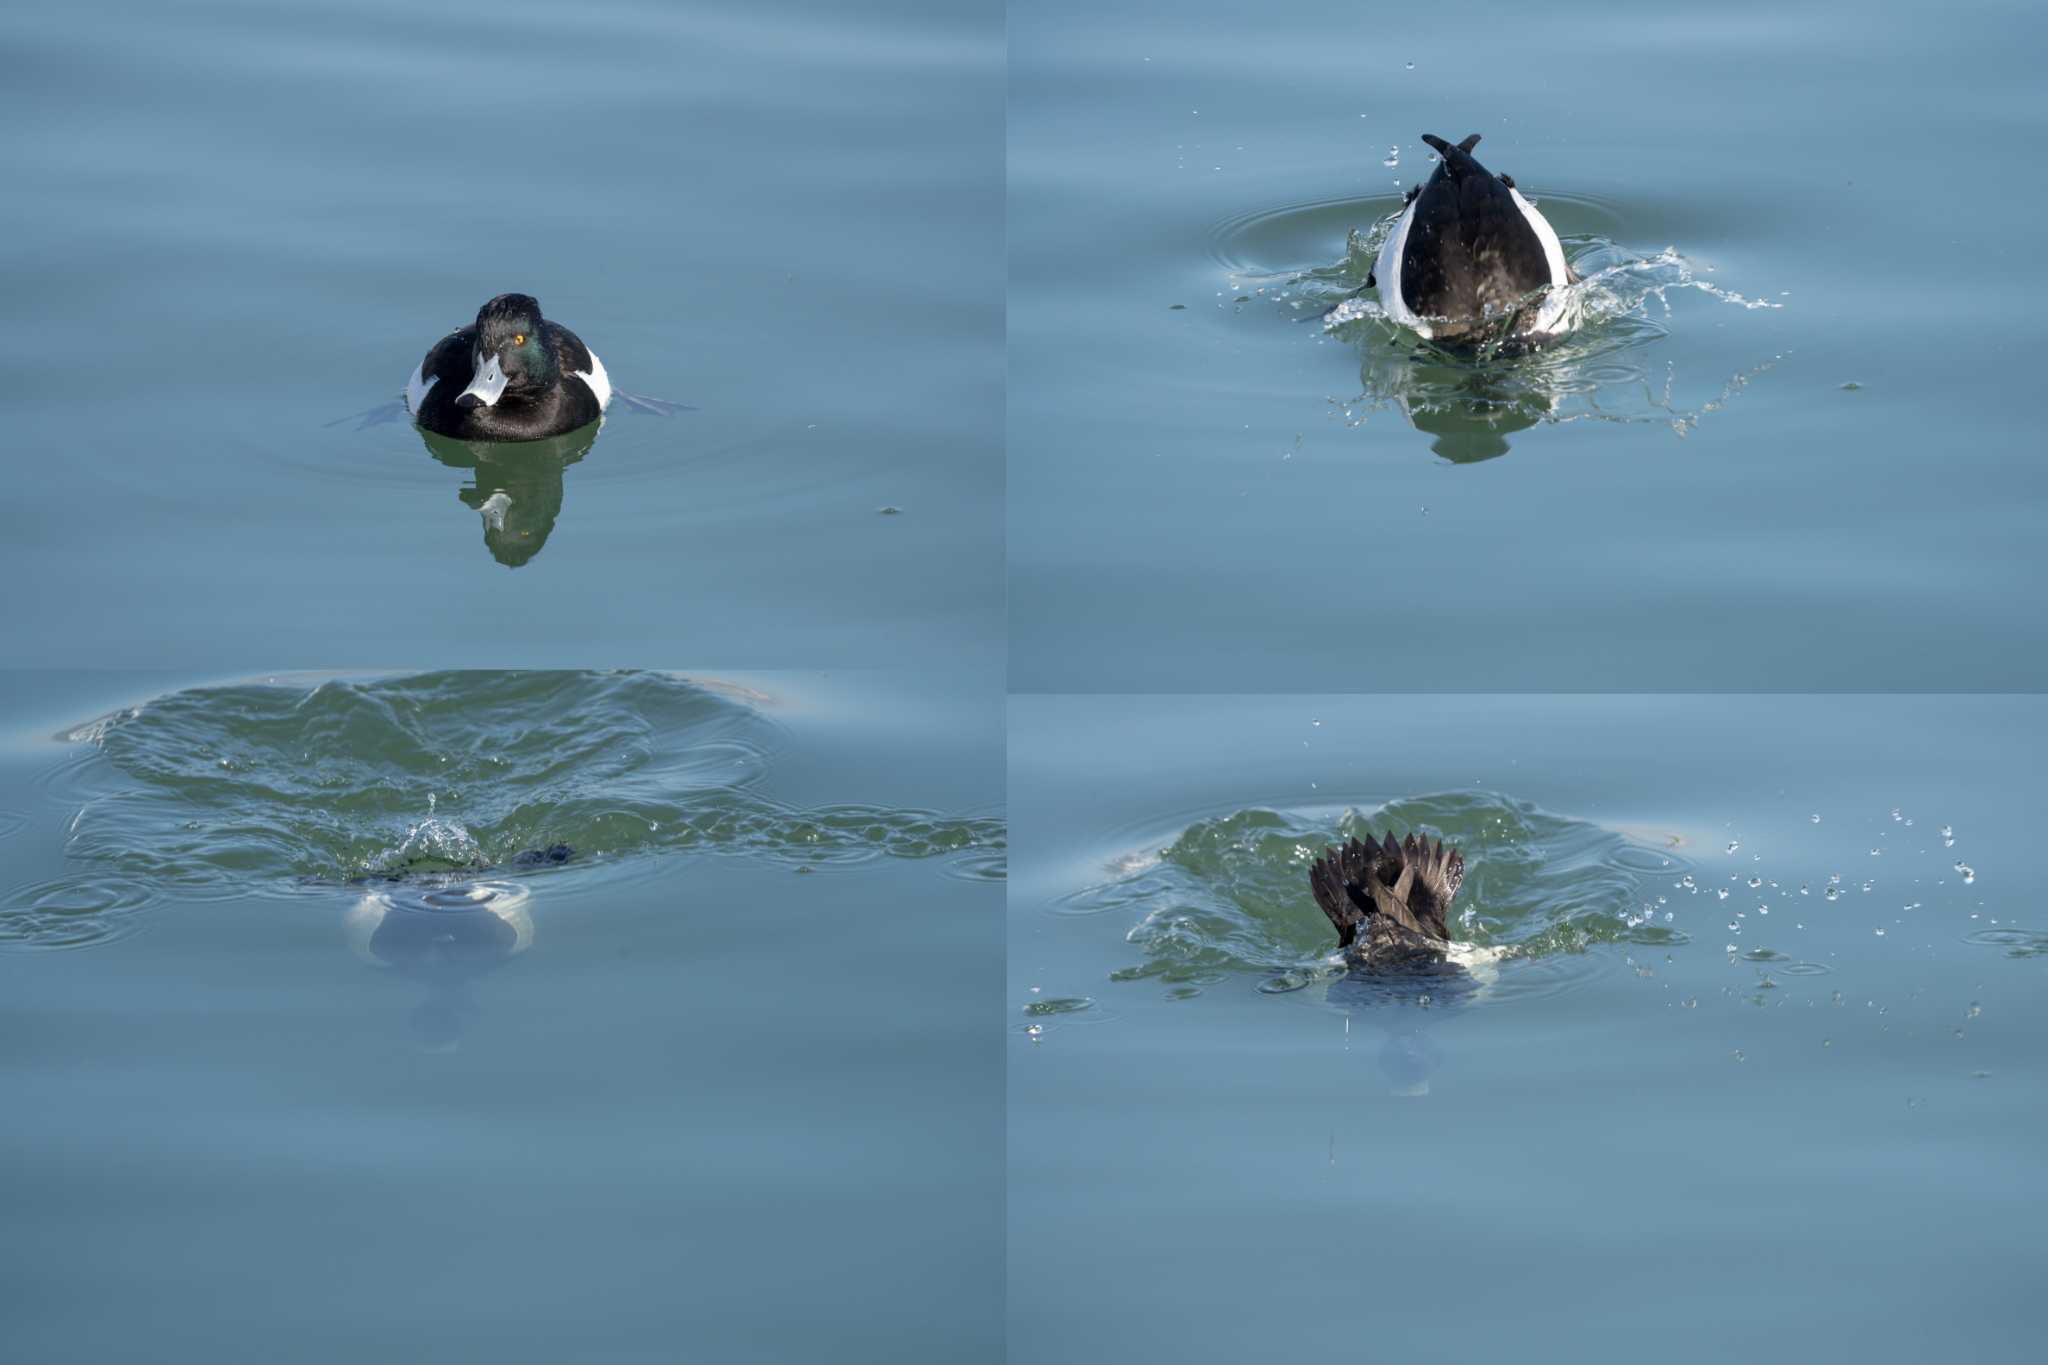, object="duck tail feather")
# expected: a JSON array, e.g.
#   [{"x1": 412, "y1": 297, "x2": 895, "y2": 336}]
[{"x1": 1309, "y1": 839, "x2": 1367, "y2": 948}]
